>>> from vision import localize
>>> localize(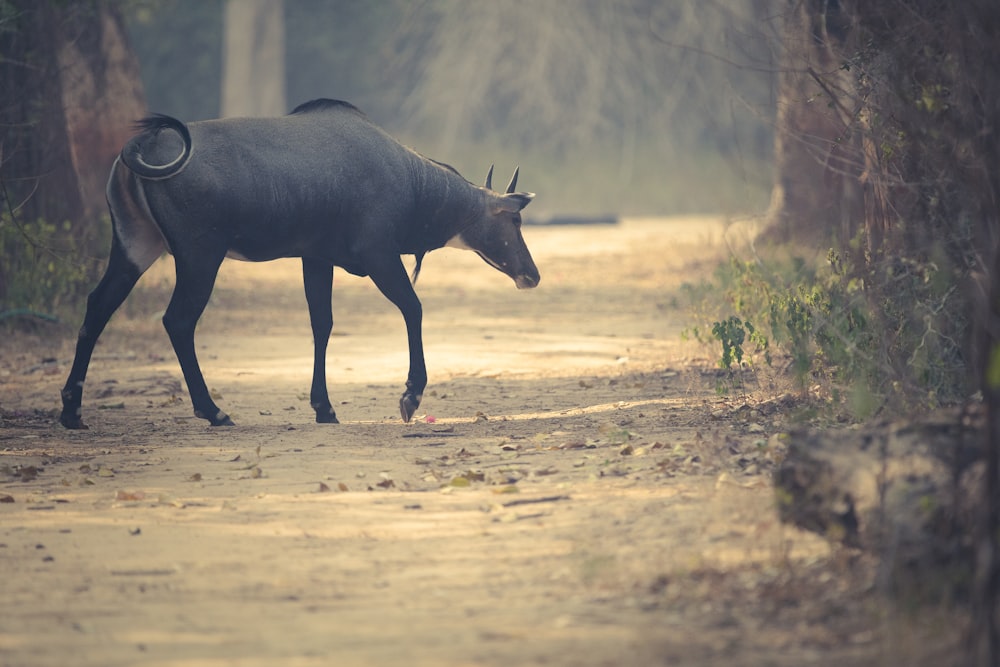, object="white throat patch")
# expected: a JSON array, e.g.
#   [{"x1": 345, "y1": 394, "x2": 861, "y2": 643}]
[{"x1": 445, "y1": 233, "x2": 471, "y2": 250}]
